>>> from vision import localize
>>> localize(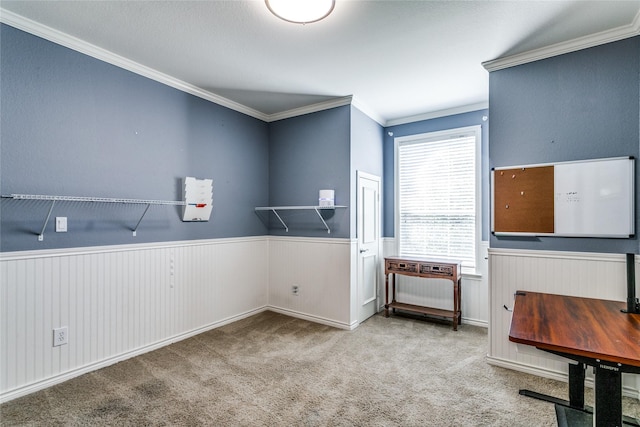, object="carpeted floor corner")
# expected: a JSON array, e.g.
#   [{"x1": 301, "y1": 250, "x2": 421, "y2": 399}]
[{"x1": 1, "y1": 311, "x2": 638, "y2": 426}]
